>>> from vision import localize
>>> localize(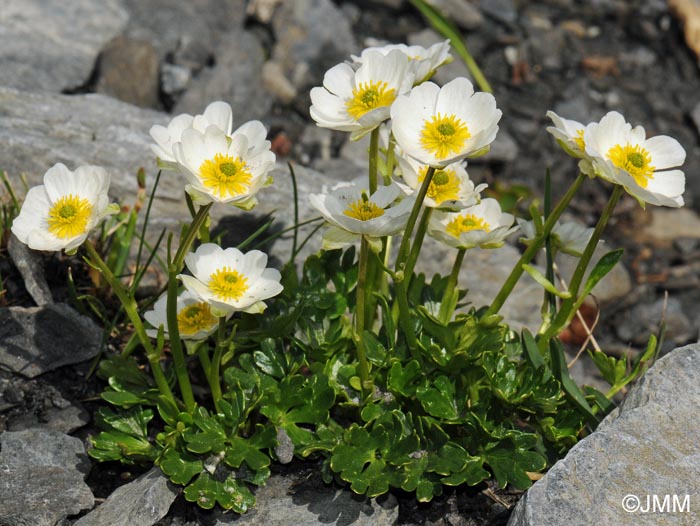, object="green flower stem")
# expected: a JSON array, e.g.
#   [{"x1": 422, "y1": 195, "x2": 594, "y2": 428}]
[
  {"x1": 438, "y1": 248, "x2": 466, "y2": 323},
  {"x1": 83, "y1": 240, "x2": 175, "y2": 404},
  {"x1": 384, "y1": 134, "x2": 397, "y2": 185},
  {"x1": 484, "y1": 172, "x2": 586, "y2": 318},
  {"x1": 538, "y1": 185, "x2": 622, "y2": 349},
  {"x1": 165, "y1": 269, "x2": 196, "y2": 412},
  {"x1": 210, "y1": 317, "x2": 227, "y2": 413},
  {"x1": 396, "y1": 167, "x2": 435, "y2": 272},
  {"x1": 197, "y1": 345, "x2": 212, "y2": 378},
  {"x1": 354, "y1": 236, "x2": 373, "y2": 400},
  {"x1": 404, "y1": 207, "x2": 433, "y2": 283},
  {"x1": 172, "y1": 203, "x2": 213, "y2": 272},
  {"x1": 369, "y1": 127, "x2": 380, "y2": 195}
]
